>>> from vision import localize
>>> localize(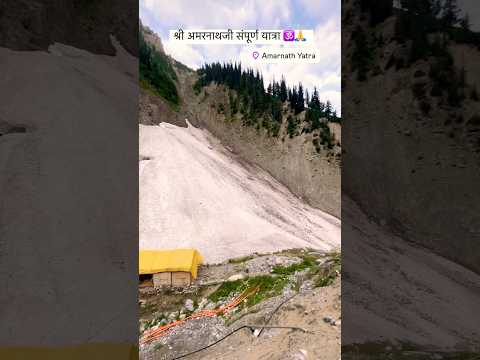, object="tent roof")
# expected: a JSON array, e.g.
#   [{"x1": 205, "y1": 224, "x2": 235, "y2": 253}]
[{"x1": 139, "y1": 249, "x2": 203, "y2": 278}]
